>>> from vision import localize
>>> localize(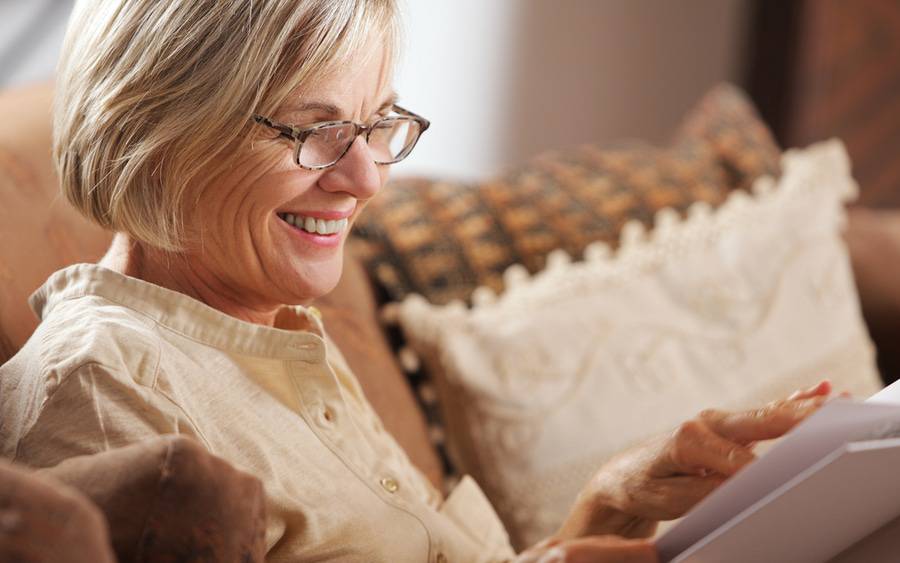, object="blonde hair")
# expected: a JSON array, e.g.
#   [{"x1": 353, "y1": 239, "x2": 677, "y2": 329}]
[{"x1": 54, "y1": 0, "x2": 400, "y2": 251}]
